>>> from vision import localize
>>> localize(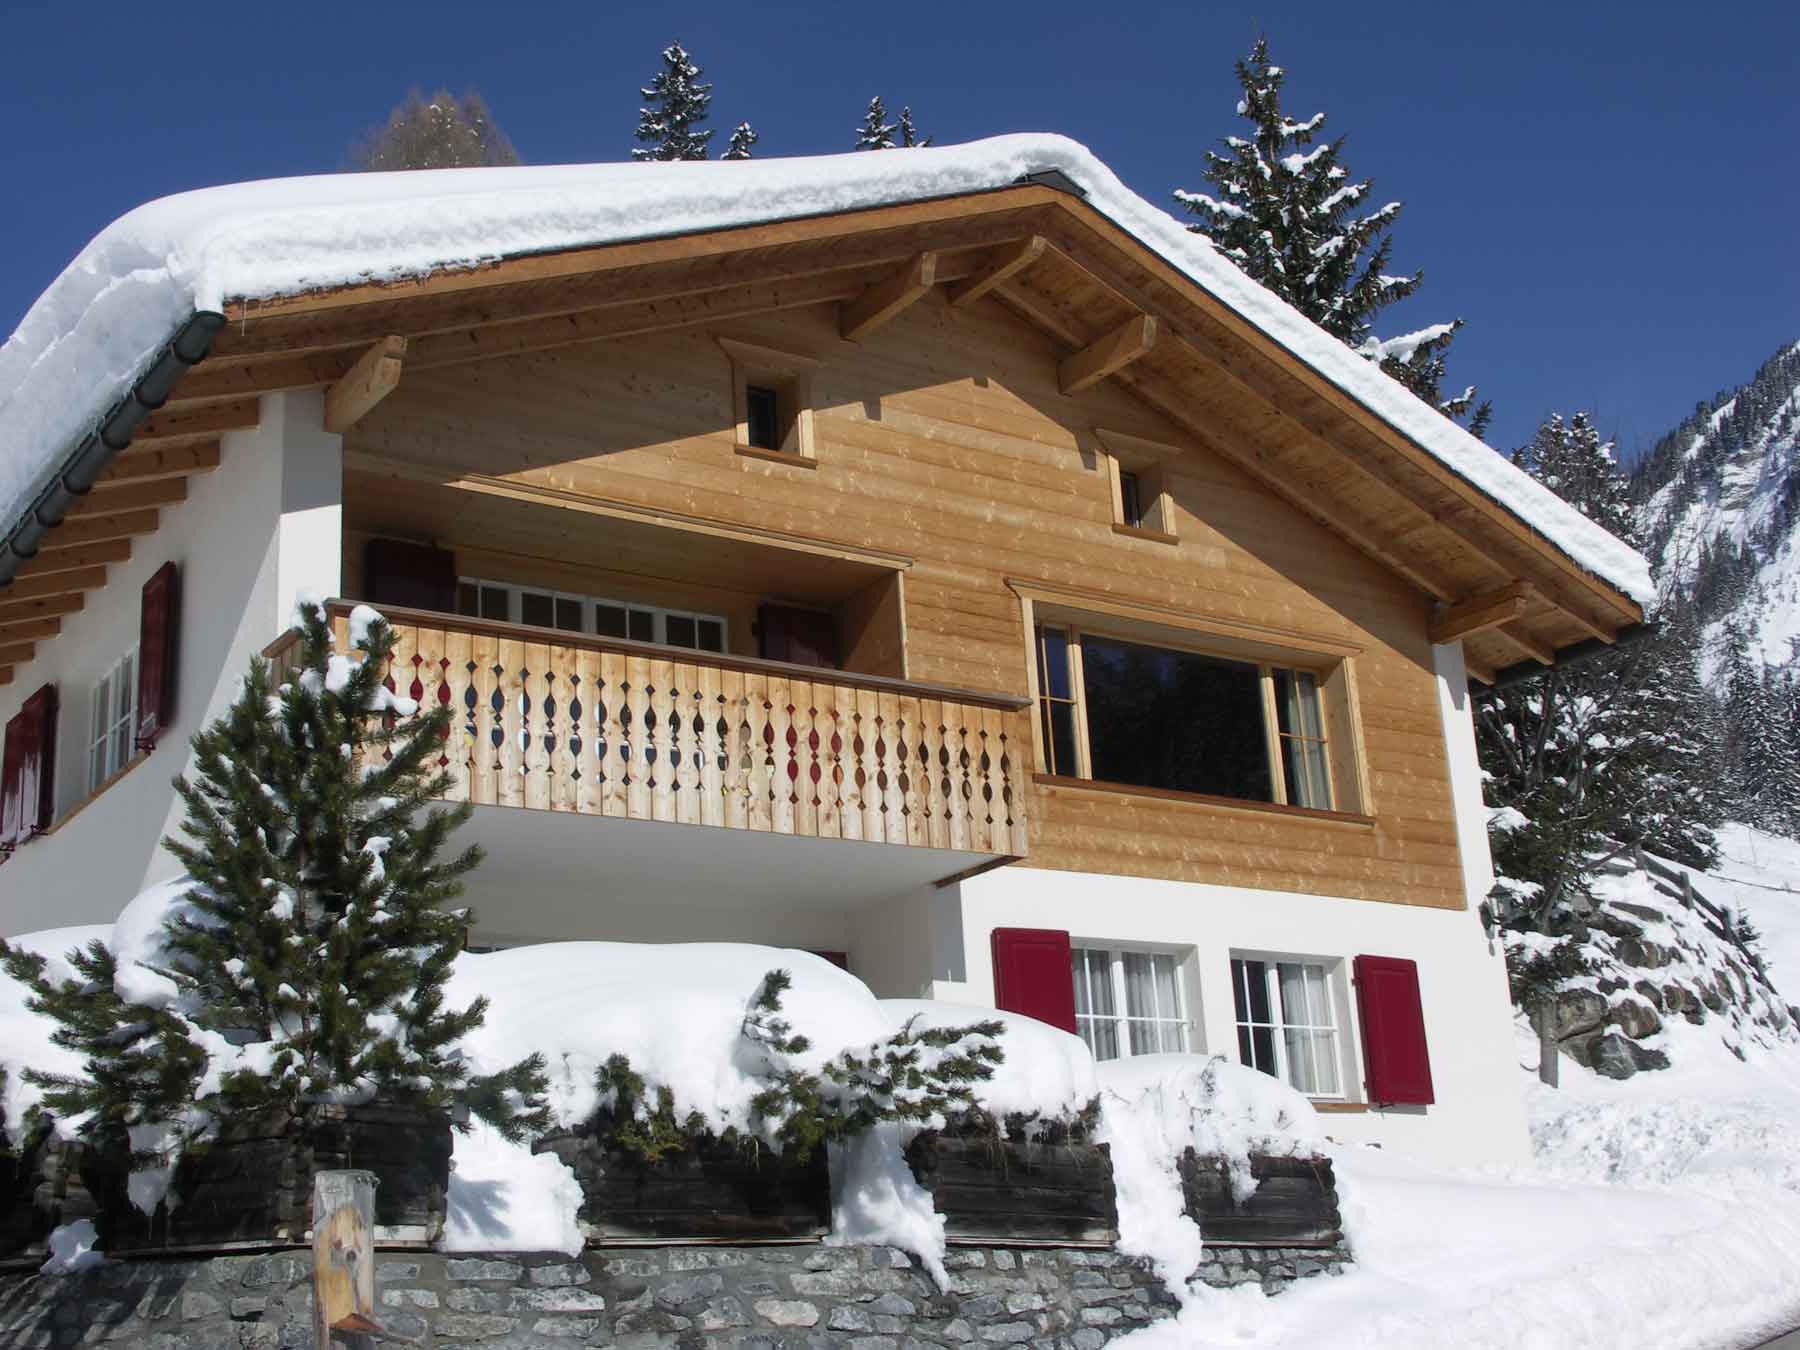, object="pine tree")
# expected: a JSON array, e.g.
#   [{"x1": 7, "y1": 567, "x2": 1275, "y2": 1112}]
[
  {"x1": 855, "y1": 97, "x2": 897, "y2": 150},
  {"x1": 0, "y1": 601, "x2": 548, "y2": 1166},
  {"x1": 898, "y1": 107, "x2": 930, "y2": 148},
  {"x1": 1177, "y1": 38, "x2": 1488, "y2": 432},
  {"x1": 350, "y1": 89, "x2": 520, "y2": 170},
  {"x1": 633, "y1": 42, "x2": 714, "y2": 162},
  {"x1": 723, "y1": 121, "x2": 759, "y2": 160}
]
